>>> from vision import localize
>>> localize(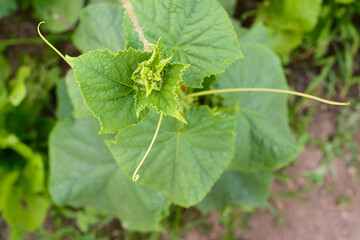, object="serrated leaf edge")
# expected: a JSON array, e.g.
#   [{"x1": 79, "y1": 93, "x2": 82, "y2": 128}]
[{"x1": 65, "y1": 47, "x2": 152, "y2": 134}]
